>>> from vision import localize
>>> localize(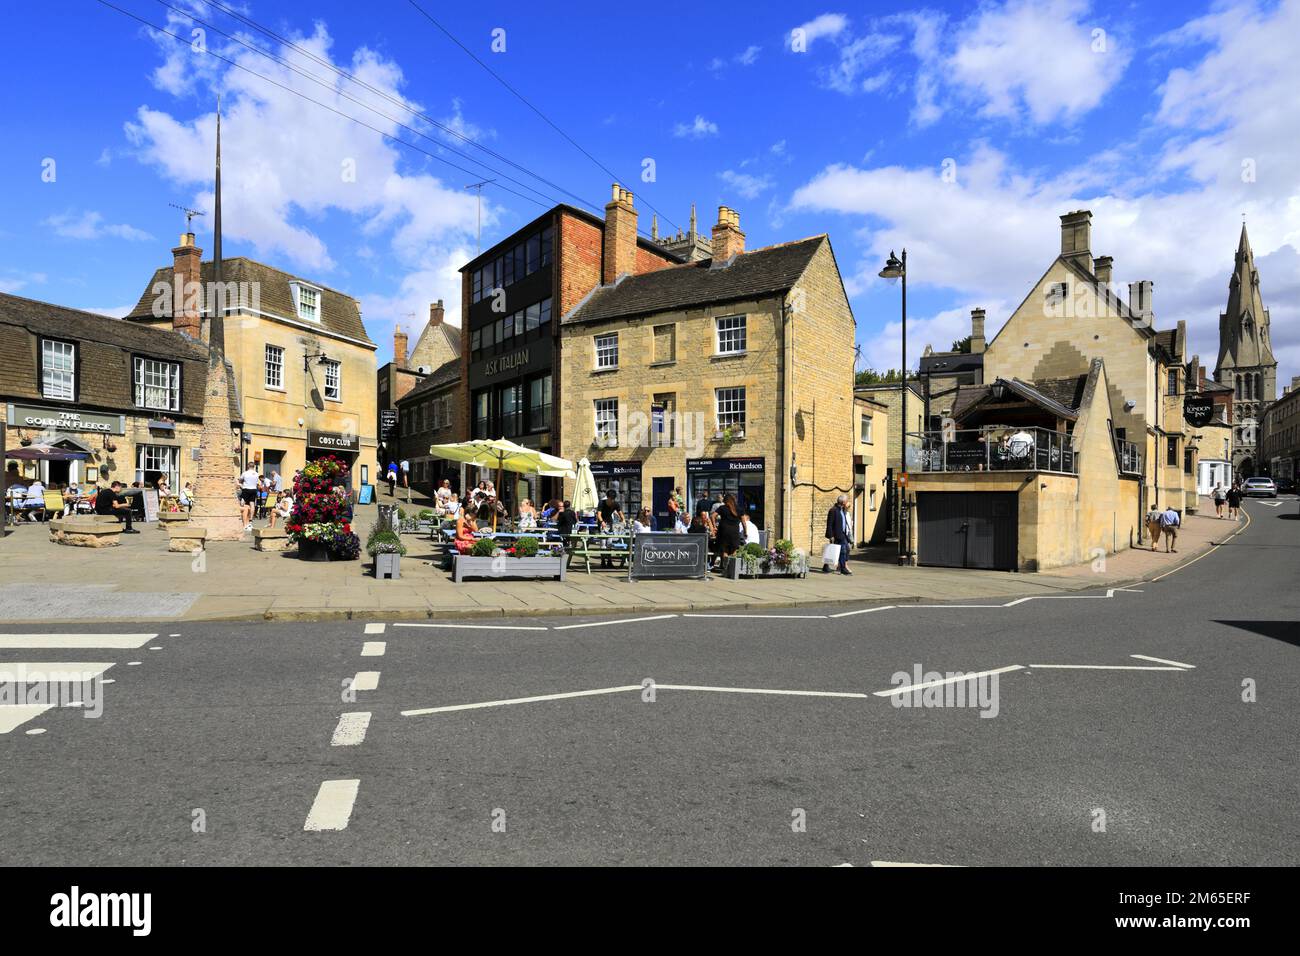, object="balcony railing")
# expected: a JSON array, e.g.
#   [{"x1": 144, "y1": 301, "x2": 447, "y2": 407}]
[
  {"x1": 1116, "y1": 439, "x2": 1143, "y2": 476},
  {"x1": 918, "y1": 426, "x2": 1078, "y2": 475}
]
